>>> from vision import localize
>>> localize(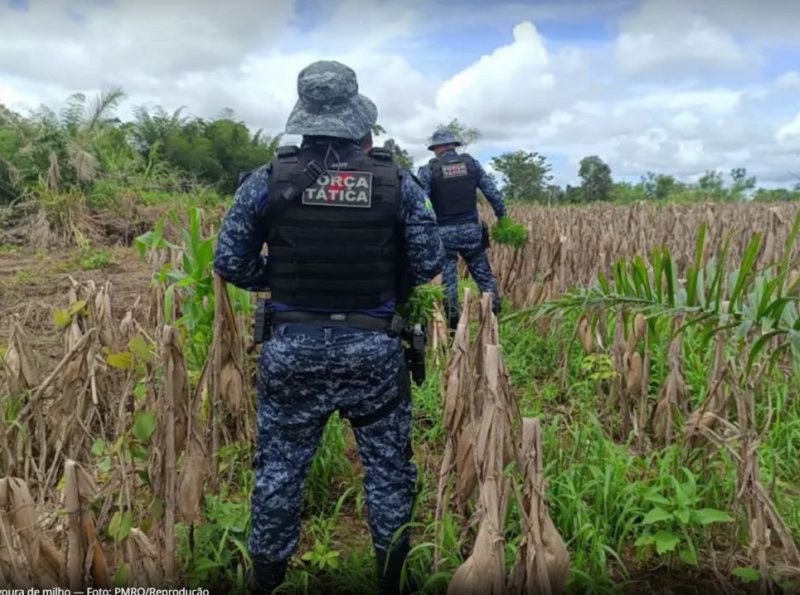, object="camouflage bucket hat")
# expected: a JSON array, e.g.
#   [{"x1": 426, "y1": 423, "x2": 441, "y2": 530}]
[
  {"x1": 427, "y1": 129, "x2": 462, "y2": 150},
  {"x1": 285, "y1": 60, "x2": 378, "y2": 140}
]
